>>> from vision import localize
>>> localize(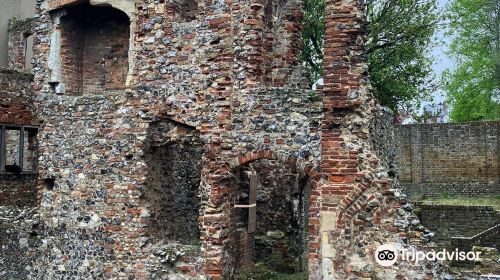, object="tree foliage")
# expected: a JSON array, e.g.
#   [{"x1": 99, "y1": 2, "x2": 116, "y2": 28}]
[
  {"x1": 443, "y1": 0, "x2": 500, "y2": 122},
  {"x1": 300, "y1": 0, "x2": 325, "y2": 83},
  {"x1": 301, "y1": 0, "x2": 439, "y2": 112}
]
